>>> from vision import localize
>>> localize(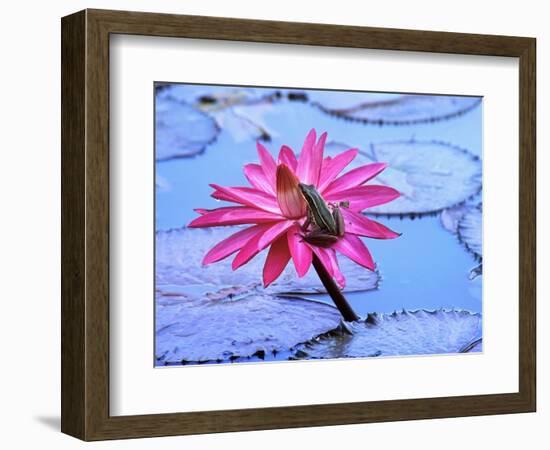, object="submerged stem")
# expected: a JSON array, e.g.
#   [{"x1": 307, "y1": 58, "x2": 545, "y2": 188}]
[{"x1": 311, "y1": 255, "x2": 359, "y2": 322}]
